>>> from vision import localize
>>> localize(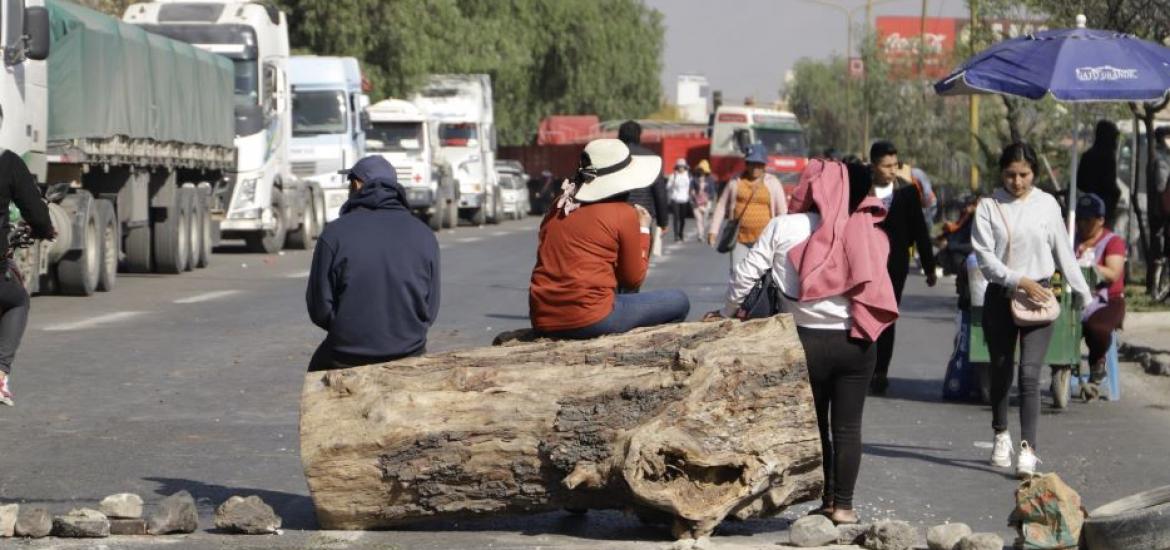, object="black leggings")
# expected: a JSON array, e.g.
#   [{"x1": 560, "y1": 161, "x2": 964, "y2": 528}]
[
  {"x1": 0, "y1": 274, "x2": 30, "y2": 375},
  {"x1": 798, "y1": 326, "x2": 877, "y2": 510},
  {"x1": 984, "y1": 283, "x2": 1054, "y2": 449},
  {"x1": 670, "y1": 202, "x2": 687, "y2": 241}
]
